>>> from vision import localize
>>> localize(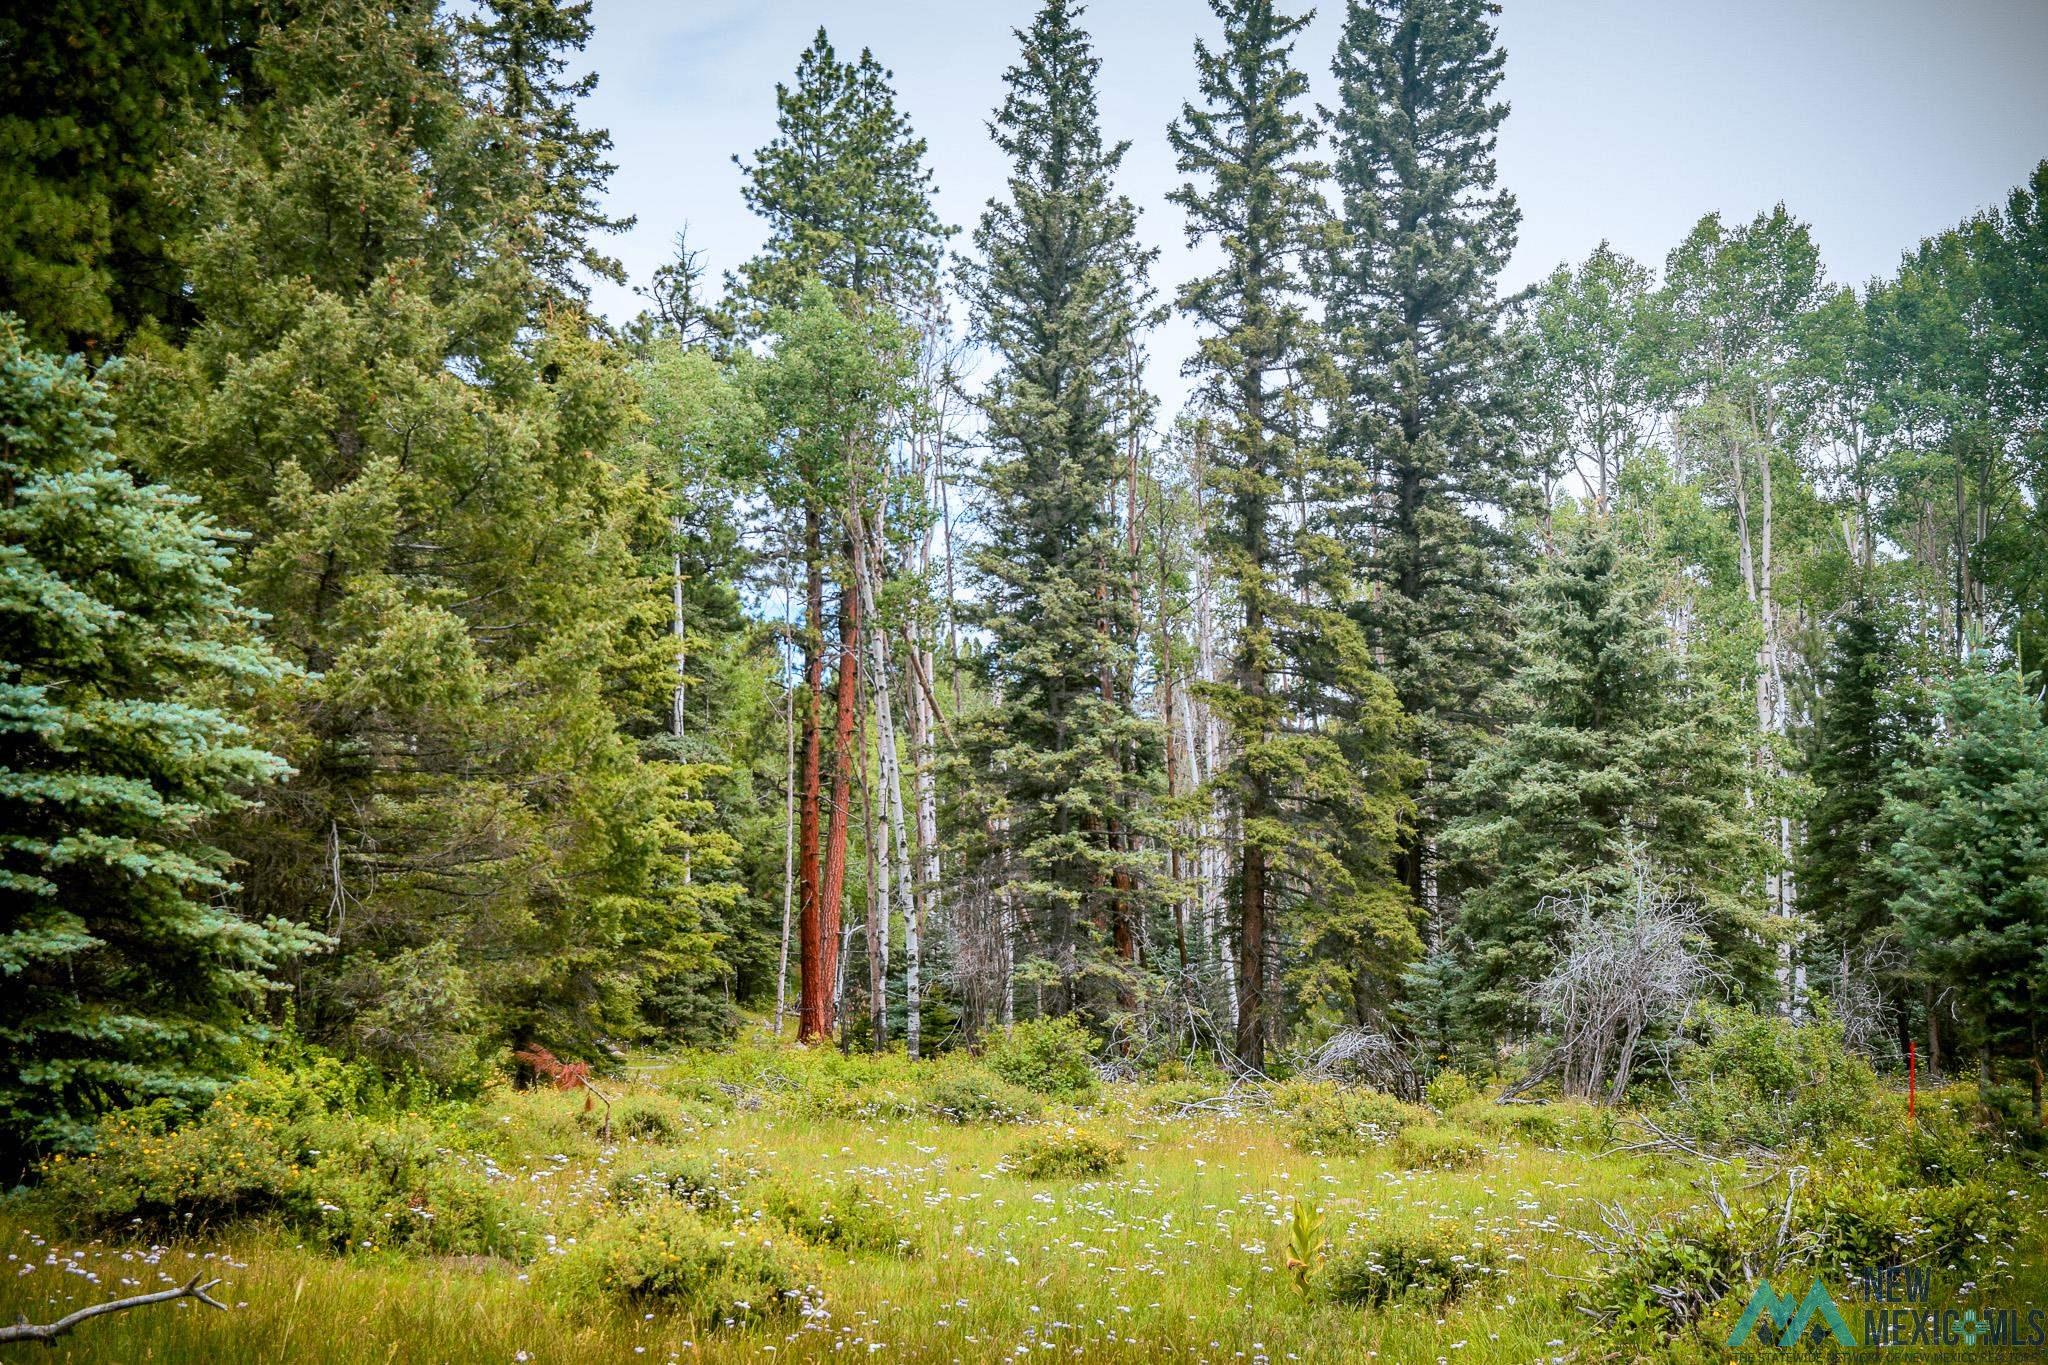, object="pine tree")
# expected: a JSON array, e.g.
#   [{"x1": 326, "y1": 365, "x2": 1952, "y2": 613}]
[
  {"x1": 733, "y1": 29, "x2": 947, "y2": 315},
  {"x1": 1881, "y1": 662, "x2": 2048, "y2": 1125},
  {"x1": 1323, "y1": 0, "x2": 1531, "y2": 919},
  {"x1": 116, "y1": 0, "x2": 703, "y2": 1080},
  {"x1": 961, "y1": 0, "x2": 1160, "y2": 1022},
  {"x1": 1171, "y1": 0, "x2": 1410, "y2": 1067},
  {"x1": 732, "y1": 29, "x2": 945, "y2": 1042},
  {"x1": 0, "y1": 316, "x2": 310, "y2": 1165},
  {"x1": 1447, "y1": 515, "x2": 1770, "y2": 1031}
]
